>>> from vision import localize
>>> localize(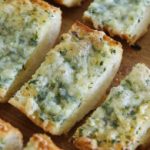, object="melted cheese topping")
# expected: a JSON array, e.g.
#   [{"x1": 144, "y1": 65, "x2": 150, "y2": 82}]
[
  {"x1": 74, "y1": 64, "x2": 150, "y2": 149},
  {"x1": 14, "y1": 26, "x2": 121, "y2": 128},
  {"x1": 0, "y1": 0, "x2": 54, "y2": 91},
  {"x1": 84, "y1": 0, "x2": 149, "y2": 37}
]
